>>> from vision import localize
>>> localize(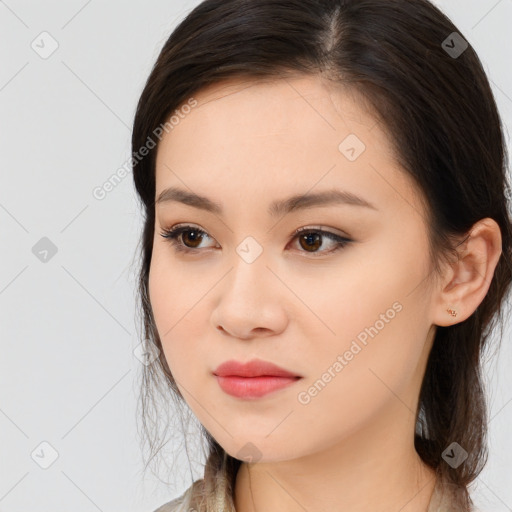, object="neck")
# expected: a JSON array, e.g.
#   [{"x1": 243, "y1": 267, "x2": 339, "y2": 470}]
[{"x1": 233, "y1": 402, "x2": 438, "y2": 512}]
